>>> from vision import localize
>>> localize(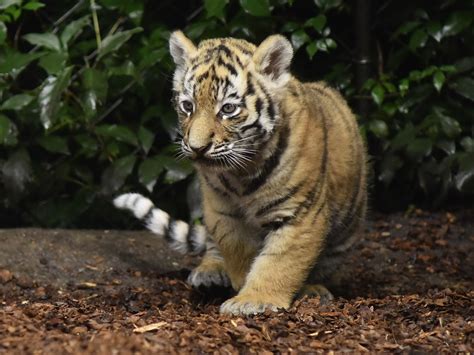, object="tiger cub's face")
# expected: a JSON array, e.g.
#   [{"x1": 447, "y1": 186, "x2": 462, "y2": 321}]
[{"x1": 169, "y1": 31, "x2": 293, "y2": 171}]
